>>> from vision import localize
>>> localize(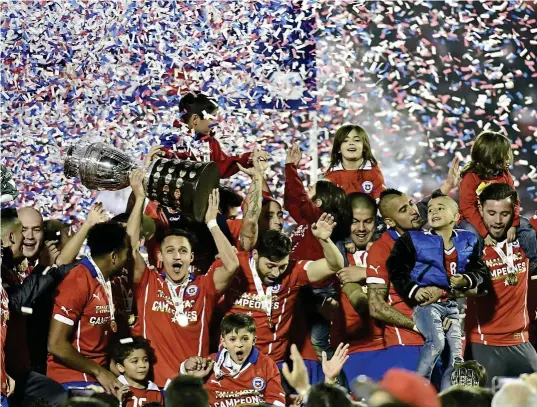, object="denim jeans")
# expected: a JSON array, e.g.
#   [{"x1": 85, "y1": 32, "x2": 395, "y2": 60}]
[
  {"x1": 459, "y1": 218, "x2": 537, "y2": 275},
  {"x1": 413, "y1": 300, "x2": 463, "y2": 390}
]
